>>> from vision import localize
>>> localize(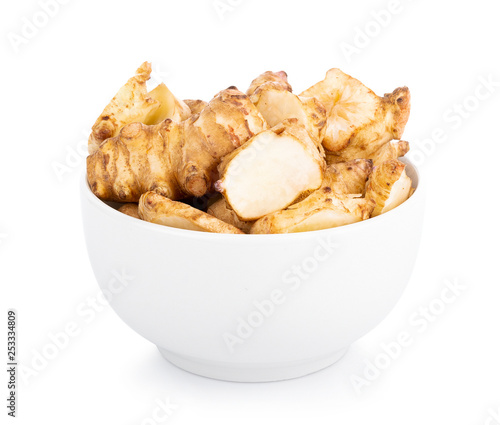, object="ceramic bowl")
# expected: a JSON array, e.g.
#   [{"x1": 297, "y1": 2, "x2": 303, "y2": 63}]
[{"x1": 80, "y1": 159, "x2": 424, "y2": 382}]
